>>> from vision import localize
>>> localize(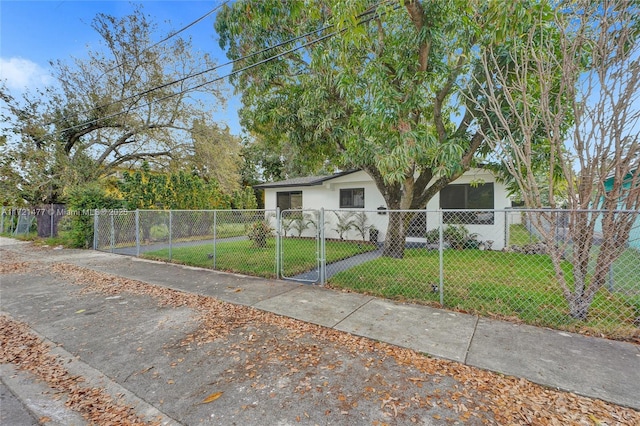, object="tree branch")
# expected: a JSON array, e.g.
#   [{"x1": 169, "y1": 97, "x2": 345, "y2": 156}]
[
  {"x1": 405, "y1": 0, "x2": 430, "y2": 72},
  {"x1": 107, "y1": 150, "x2": 172, "y2": 169}
]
